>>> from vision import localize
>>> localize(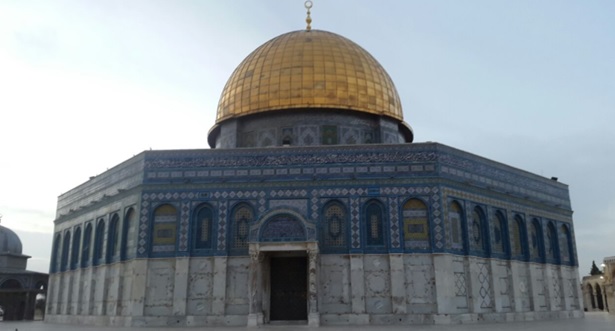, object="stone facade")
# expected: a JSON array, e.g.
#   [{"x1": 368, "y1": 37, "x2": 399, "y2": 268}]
[
  {"x1": 46, "y1": 143, "x2": 583, "y2": 326},
  {"x1": 582, "y1": 256, "x2": 615, "y2": 313}
]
